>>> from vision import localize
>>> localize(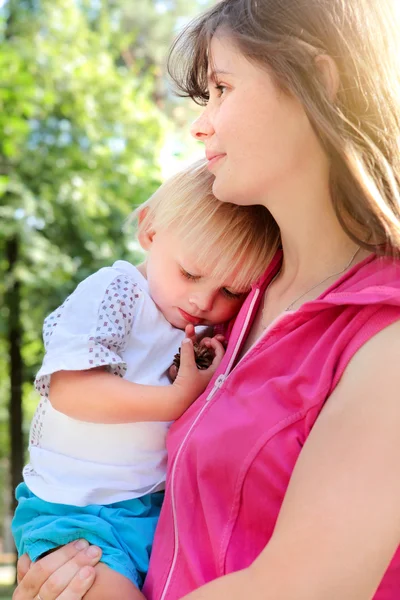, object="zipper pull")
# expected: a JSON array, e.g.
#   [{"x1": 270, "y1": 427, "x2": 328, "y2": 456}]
[{"x1": 206, "y1": 374, "x2": 225, "y2": 402}]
